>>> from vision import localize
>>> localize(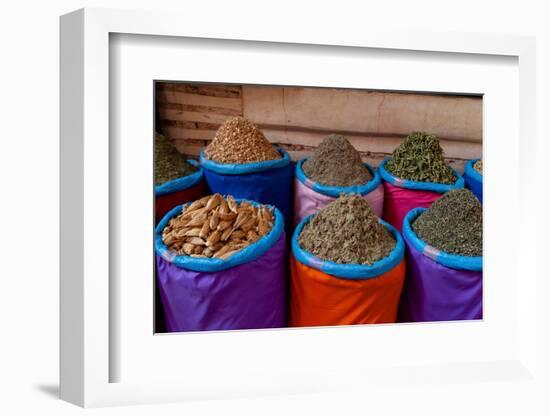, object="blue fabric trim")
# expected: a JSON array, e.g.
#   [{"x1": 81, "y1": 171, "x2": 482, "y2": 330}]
[
  {"x1": 292, "y1": 215, "x2": 405, "y2": 279},
  {"x1": 155, "y1": 160, "x2": 203, "y2": 196},
  {"x1": 378, "y1": 157, "x2": 464, "y2": 192},
  {"x1": 464, "y1": 158, "x2": 483, "y2": 184},
  {"x1": 463, "y1": 158, "x2": 483, "y2": 203},
  {"x1": 200, "y1": 147, "x2": 291, "y2": 175},
  {"x1": 295, "y1": 158, "x2": 381, "y2": 197},
  {"x1": 403, "y1": 208, "x2": 482, "y2": 271},
  {"x1": 155, "y1": 198, "x2": 284, "y2": 272}
]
